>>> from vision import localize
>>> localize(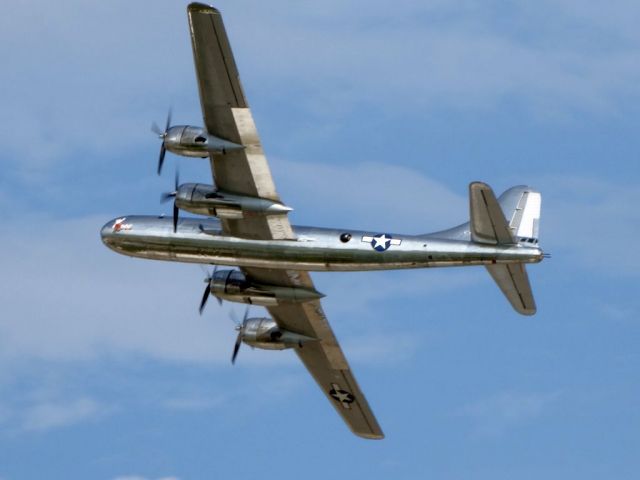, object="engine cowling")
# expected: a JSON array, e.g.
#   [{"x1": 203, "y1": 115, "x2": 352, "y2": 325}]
[
  {"x1": 240, "y1": 317, "x2": 316, "y2": 350},
  {"x1": 175, "y1": 183, "x2": 292, "y2": 220},
  {"x1": 209, "y1": 270, "x2": 323, "y2": 306},
  {"x1": 163, "y1": 125, "x2": 244, "y2": 158}
]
